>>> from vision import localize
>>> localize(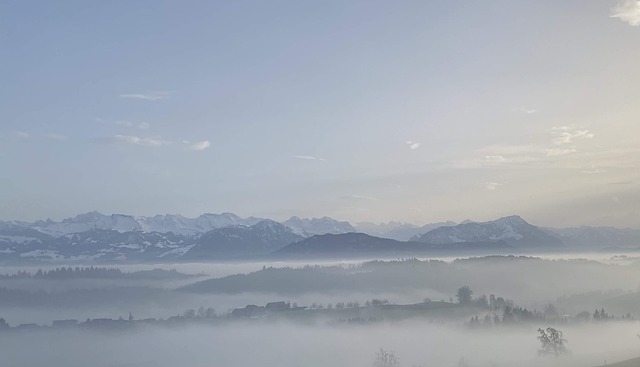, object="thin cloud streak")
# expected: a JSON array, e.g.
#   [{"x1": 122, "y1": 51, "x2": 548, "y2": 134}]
[
  {"x1": 582, "y1": 168, "x2": 607, "y2": 175},
  {"x1": 294, "y1": 155, "x2": 327, "y2": 162},
  {"x1": 105, "y1": 135, "x2": 170, "y2": 147},
  {"x1": 99, "y1": 136, "x2": 213, "y2": 151},
  {"x1": 550, "y1": 126, "x2": 594, "y2": 145},
  {"x1": 480, "y1": 144, "x2": 542, "y2": 155},
  {"x1": 514, "y1": 108, "x2": 537, "y2": 114},
  {"x1": 115, "y1": 120, "x2": 151, "y2": 129},
  {"x1": 186, "y1": 140, "x2": 211, "y2": 151},
  {"x1": 545, "y1": 147, "x2": 576, "y2": 157},
  {"x1": 119, "y1": 92, "x2": 169, "y2": 101}
]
